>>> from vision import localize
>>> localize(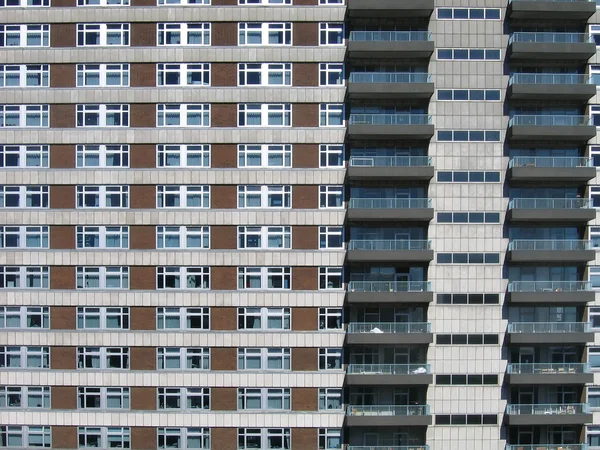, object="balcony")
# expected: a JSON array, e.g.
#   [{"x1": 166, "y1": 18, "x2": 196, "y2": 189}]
[
  {"x1": 505, "y1": 403, "x2": 591, "y2": 425},
  {"x1": 507, "y1": 322, "x2": 593, "y2": 344},
  {"x1": 347, "y1": 240, "x2": 434, "y2": 263},
  {"x1": 507, "y1": 281, "x2": 594, "y2": 303},
  {"x1": 347, "y1": 281, "x2": 433, "y2": 304},
  {"x1": 507, "y1": 74, "x2": 595, "y2": 101},
  {"x1": 506, "y1": 445, "x2": 588, "y2": 450},
  {"x1": 508, "y1": 33, "x2": 595, "y2": 61},
  {"x1": 347, "y1": 198, "x2": 434, "y2": 222},
  {"x1": 507, "y1": 198, "x2": 595, "y2": 223},
  {"x1": 348, "y1": 446, "x2": 430, "y2": 450},
  {"x1": 347, "y1": 0, "x2": 434, "y2": 18},
  {"x1": 347, "y1": 156, "x2": 434, "y2": 181},
  {"x1": 507, "y1": 115, "x2": 595, "y2": 142},
  {"x1": 348, "y1": 31, "x2": 434, "y2": 59},
  {"x1": 507, "y1": 0, "x2": 596, "y2": 20},
  {"x1": 348, "y1": 73, "x2": 434, "y2": 100},
  {"x1": 507, "y1": 363, "x2": 593, "y2": 384},
  {"x1": 507, "y1": 239, "x2": 594, "y2": 263},
  {"x1": 507, "y1": 157, "x2": 595, "y2": 182},
  {"x1": 346, "y1": 364, "x2": 433, "y2": 386},
  {"x1": 348, "y1": 114, "x2": 435, "y2": 141},
  {"x1": 346, "y1": 405, "x2": 432, "y2": 427},
  {"x1": 346, "y1": 322, "x2": 433, "y2": 345}
]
